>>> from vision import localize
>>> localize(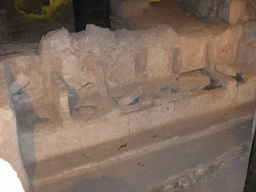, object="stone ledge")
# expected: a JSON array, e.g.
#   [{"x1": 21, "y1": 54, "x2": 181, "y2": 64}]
[{"x1": 202, "y1": 69, "x2": 237, "y2": 88}]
